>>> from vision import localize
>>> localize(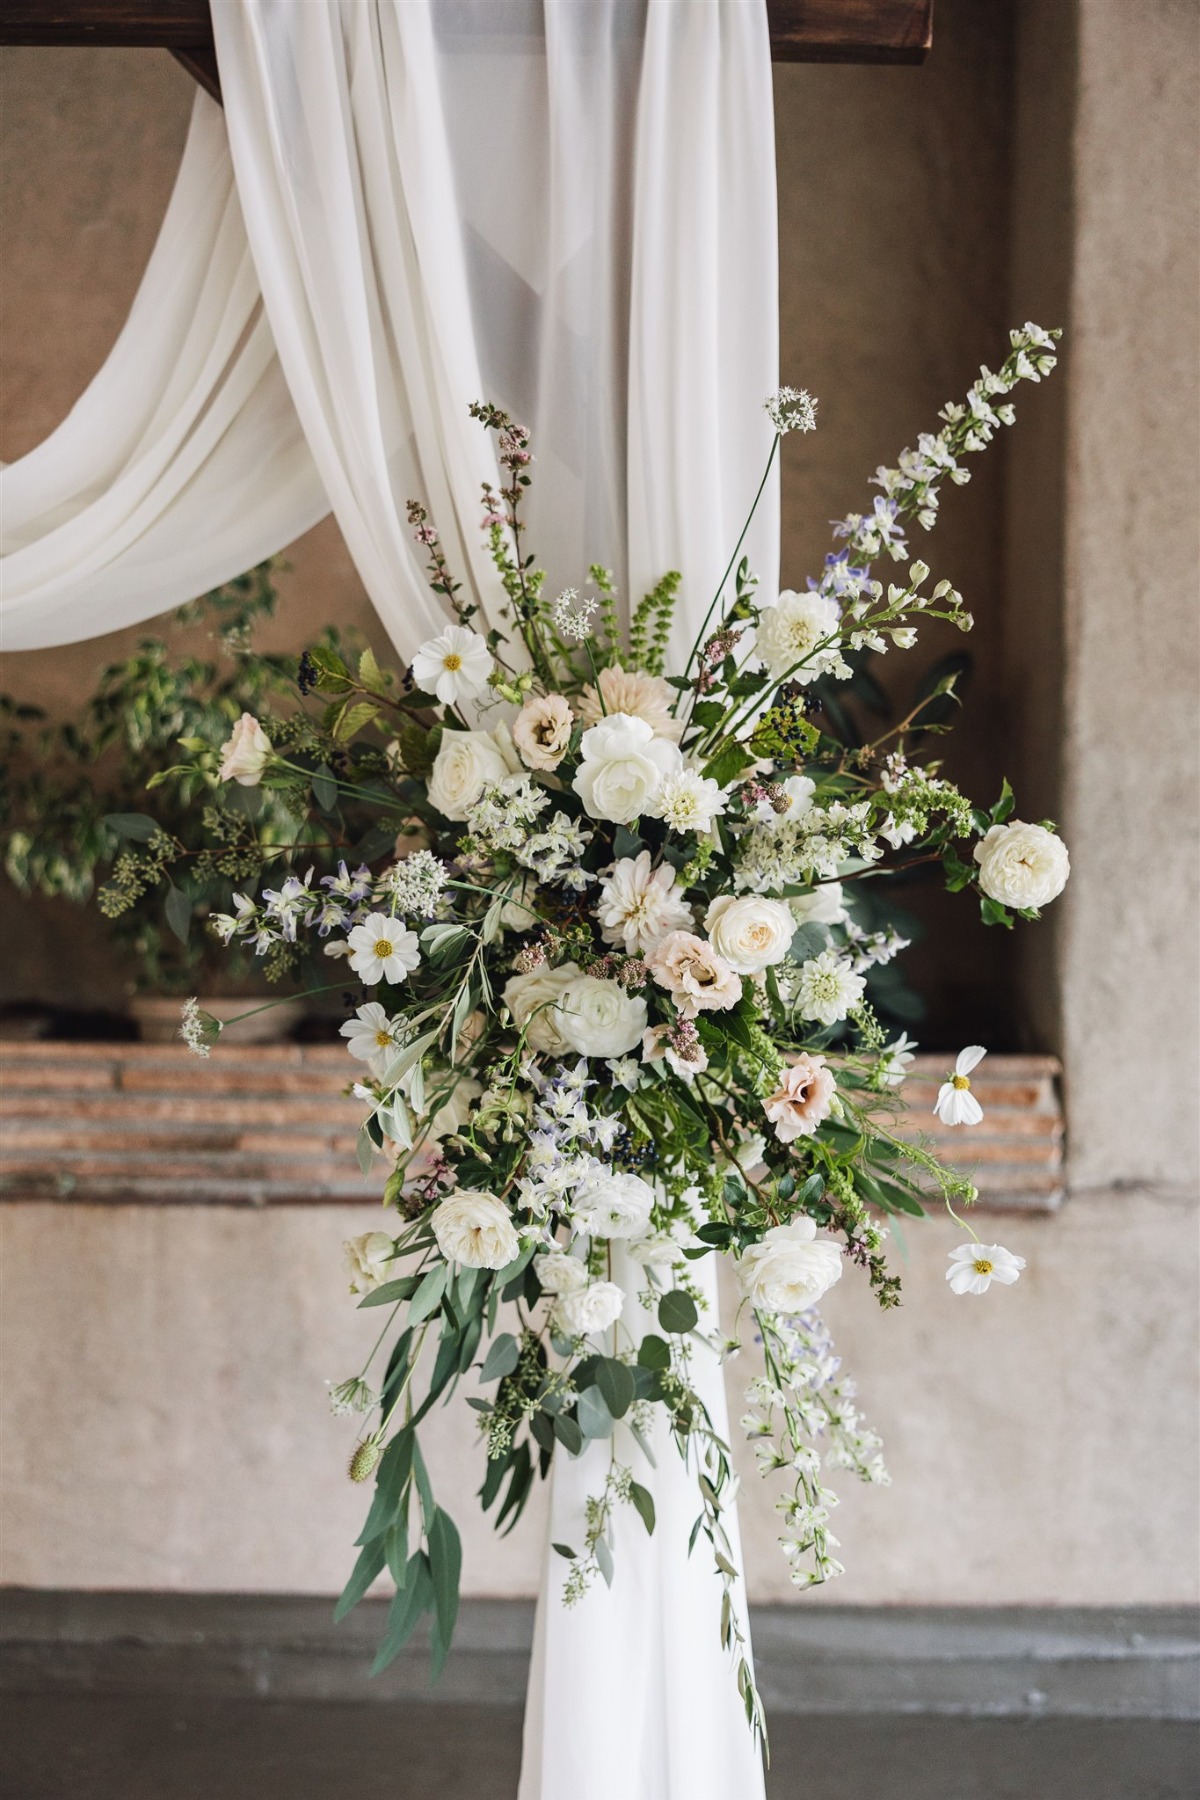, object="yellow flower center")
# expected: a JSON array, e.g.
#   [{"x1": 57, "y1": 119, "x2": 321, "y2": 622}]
[
  {"x1": 951, "y1": 1073, "x2": 971, "y2": 1090},
  {"x1": 374, "y1": 1030, "x2": 392, "y2": 1047},
  {"x1": 442, "y1": 653, "x2": 463, "y2": 672},
  {"x1": 973, "y1": 1258, "x2": 994, "y2": 1276},
  {"x1": 374, "y1": 938, "x2": 394, "y2": 959}
]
